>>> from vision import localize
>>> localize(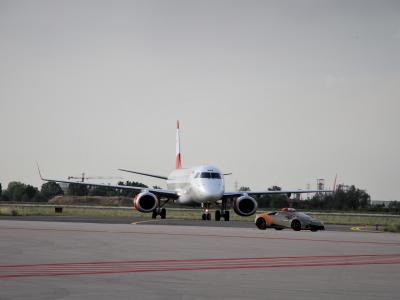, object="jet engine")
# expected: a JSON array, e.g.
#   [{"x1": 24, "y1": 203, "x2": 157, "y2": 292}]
[
  {"x1": 133, "y1": 192, "x2": 158, "y2": 213},
  {"x1": 233, "y1": 195, "x2": 258, "y2": 216}
]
